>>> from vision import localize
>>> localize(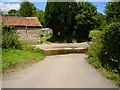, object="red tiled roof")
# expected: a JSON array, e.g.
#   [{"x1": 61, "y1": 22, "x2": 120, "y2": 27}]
[{"x1": 1, "y1": 16, "x2": 42, "y2": 27}]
